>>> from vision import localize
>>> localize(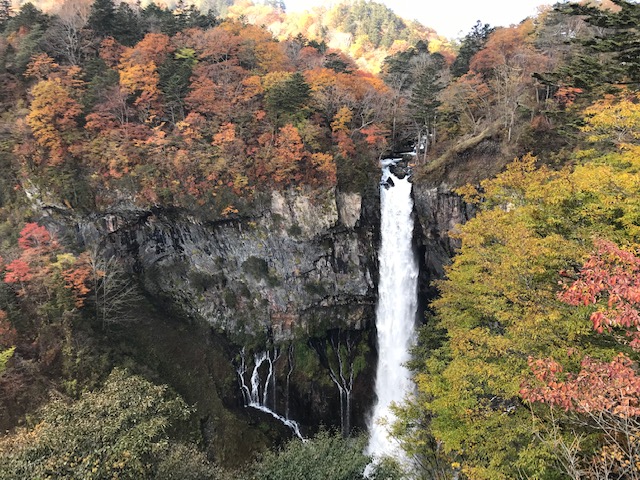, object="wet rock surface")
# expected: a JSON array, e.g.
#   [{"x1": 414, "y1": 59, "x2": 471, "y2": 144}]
[{"x1": 388, "y1": 157, "x2": 413, "y2": 180}]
